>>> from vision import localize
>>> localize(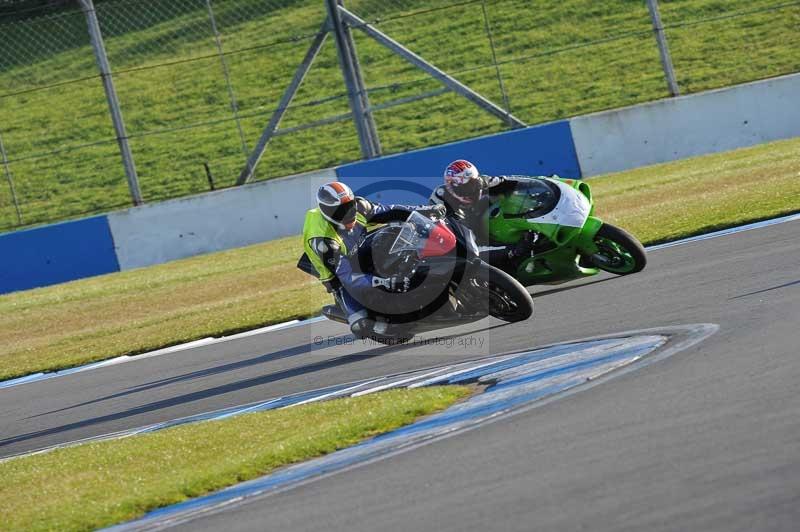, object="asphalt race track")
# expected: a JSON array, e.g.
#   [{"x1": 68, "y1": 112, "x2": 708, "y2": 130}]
[{"x1": 2, "y1": 220, "x2": 799, "y2": 531}]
